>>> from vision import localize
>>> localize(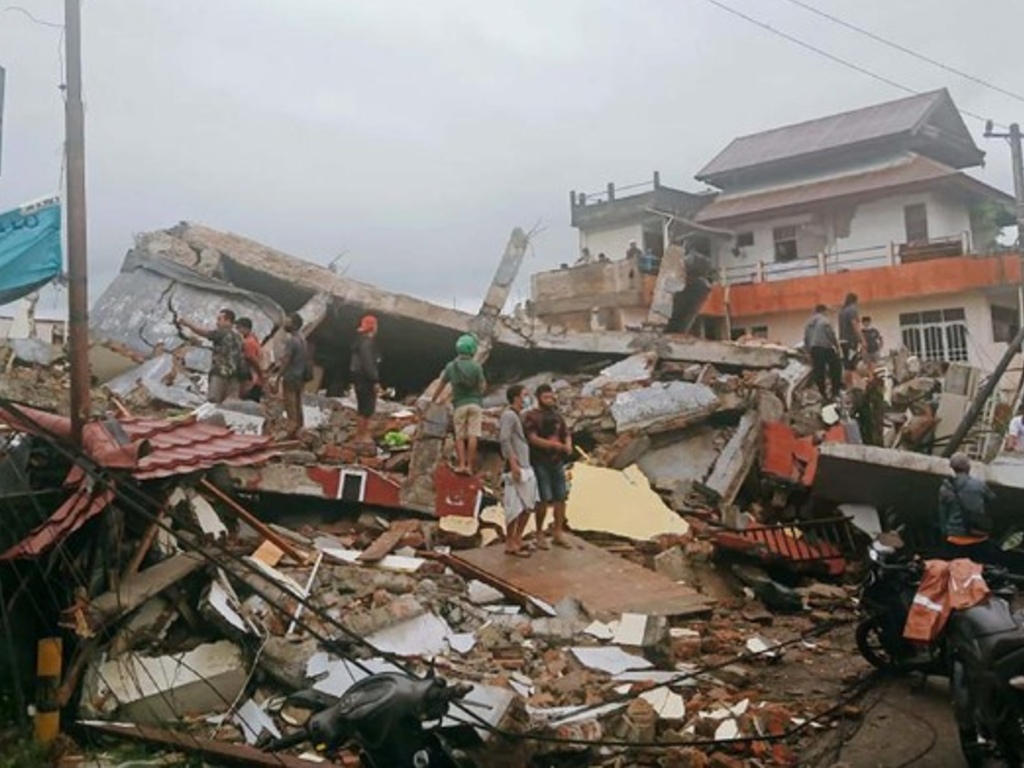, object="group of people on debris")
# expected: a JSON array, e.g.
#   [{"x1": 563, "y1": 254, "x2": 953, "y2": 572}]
[
  {"x1": 416, "y1": 332, "x2": 574, "y2": 556},
  {"x1": 802, "y1": 292, "x2": 884, "y2": 401},
  {"x1": 177, "y1": 309, "x2": 381, "y2": 442}
]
